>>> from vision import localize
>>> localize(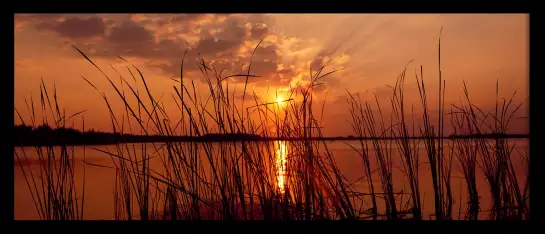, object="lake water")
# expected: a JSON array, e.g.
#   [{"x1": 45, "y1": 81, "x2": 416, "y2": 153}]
[{"x1": 14, "y1": 139, "x2": 529, "y2": 220}]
